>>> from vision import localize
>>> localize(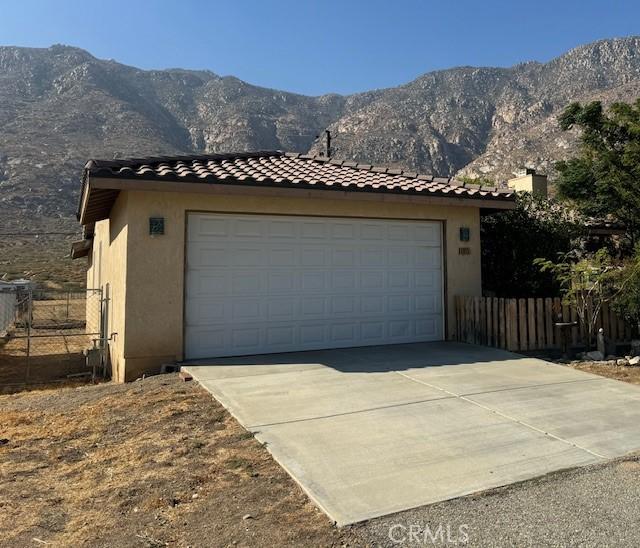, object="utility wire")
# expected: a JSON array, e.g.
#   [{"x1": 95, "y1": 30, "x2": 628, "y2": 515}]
[{"x1": 0, "y1": 232, "x2": 80, "y2": 236}]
